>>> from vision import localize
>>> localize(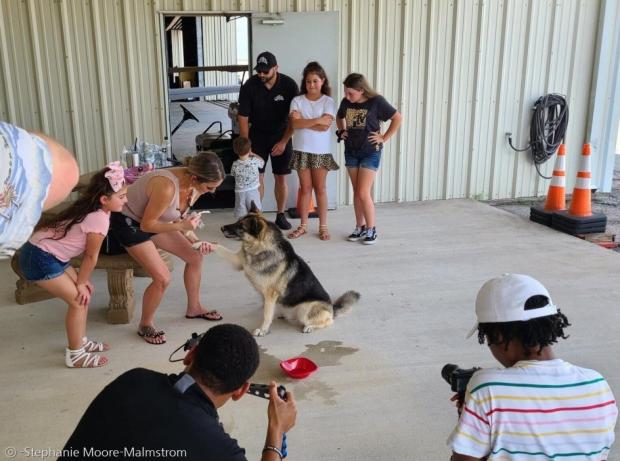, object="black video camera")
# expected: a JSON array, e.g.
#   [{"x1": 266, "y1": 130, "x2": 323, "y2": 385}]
[
  {"x1": 247, "y1": 383, "x2": 287, "y2": 401},
  {"x1": 184, "y1": 332, "x2": 204, "y2": 351},
  {"x1": 441, "y1": 363, "x2": 480, "y2": 402},
  {"x1": 169, "y1": 332, "x2": 205, "y2": 362}
]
